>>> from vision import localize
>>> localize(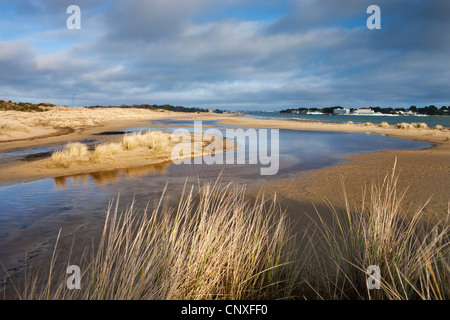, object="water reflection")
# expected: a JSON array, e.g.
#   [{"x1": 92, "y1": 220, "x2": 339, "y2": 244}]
[
  {"x1": 0, "y1": 122, "x2": 433, "y2": 275},
  {"x1": 54, "y1": 161, "x2": 171, "y2": 188}
]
